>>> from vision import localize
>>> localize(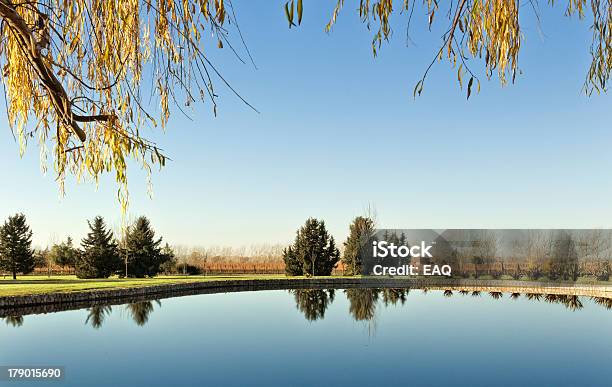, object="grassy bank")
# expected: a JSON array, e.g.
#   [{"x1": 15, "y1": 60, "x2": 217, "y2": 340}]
[
  {"x1": 0, "y1": 275, "x2": 291, "y2": 297},
  {"x1": 1, "y1": 274, "x2": 611, "y2": 298}
]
